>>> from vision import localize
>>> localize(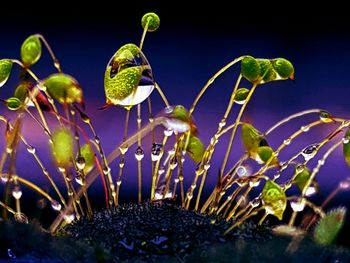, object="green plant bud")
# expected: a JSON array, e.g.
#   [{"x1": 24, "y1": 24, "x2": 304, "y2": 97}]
[
  {"x1": 51, "y1": 128, "x2": 74, "y2": 167},
  {"x1": 20, "y1": 35, "x2": 42, "y2": 66},
  {"x1": 271, "y1": 58, "x2": 294, "y2": 79},
  {"x1": 257, "y1": 59, "x2": 276, "y2": 83},
  {"x1": 111, "y1": 43, "x2": 141, "y2": 70},
  {"x1": 14, "y1": 81, "x2": 31, "y2": 102},
  {"x1": 241, "y1": 56, "x2": 260, "y2": 83},
  {"x1": 141, "y1": 12, "x2": 160, "y2": 32},
  {"x1": 0, "y1": 59, "x2": 13, "y2": 87},
  {"x1": 343, "y1": 128, "x2": 350, "y2": 167},
  {"x1": 6, "y1": 97, "x2": 22, "y2": 111},
  {"x1": 256, "y1": 146, "x2": 278, "y2": 165},
  {"x1": 234, "y1": 88, "x2": 249, "y2": 104},
  {"x1": 44, "y1": 73, "x2": 83, "y2": 104},
  {"x1": 104, "y1": 66, "x2": 142, "y2": 104},
  {"x1": 262, "y1": 180, "x2": 287, "y2": 220},
  {"x1": 171, "y1": 105, "x2": 191, "y2": 123},
  {"x1": 294, "y1": 164, "x2": 311, "y2": 191},
  {"x1": 241, "y1": 123, "x2": 265, "y2": 154},
  {"x1": 314, "y1": 207, "x2": 346, "y2": 245},
  {"x1": 79, "y1": 144, "x2": 95, "y2": 174},
  {"x1": 183, "y1": 135, "x2": 205, "y2": 163}
]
